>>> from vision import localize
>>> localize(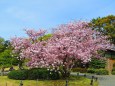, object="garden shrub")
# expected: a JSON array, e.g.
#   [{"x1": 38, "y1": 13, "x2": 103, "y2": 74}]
[
  {"x1": 72, "y1": 68, "x2": 87, "y2": 73},
  {"x1": 95, "y1": 69, "x2": 109, "y2": 75},
  {"x1": 112, "y1": 66, "x2": 115, "y2": 75},
  {"x1": 112, "y1": 63, "x2": 115, "y2": 75},
  {"x1": 112, "y1": 71, "x2": 115, "y2": 75},
  {"x1": 113, "y1": 63, "x2": 115, "y2": 67},
  {"x1": 48, "y1": 70, "x2": 60, "y2": 80},
  {"x1": 112, "y1": 68, "x2": 115, "y2": 71},
  {"x1": 28, "y1": 68, "x2": 48, "y2": 80},
  {"x1": 8, "y1": 69, "x2": 28, "y2": 80},
  {"x1": 87, "y1": 68, "x2": 95, "y2": 73},
  {"x1": 89, "y1": 58, "x2": 106, "y2": 69},
  {"x1": 11, "y1": 58, "x2": 19, "y2": 66},
  {"x1": 87, "y1": 68, "x2": 109, "y2": 75},
  {"x1": 8, "y1": 68, "x2": 60, "y2": 80}
]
